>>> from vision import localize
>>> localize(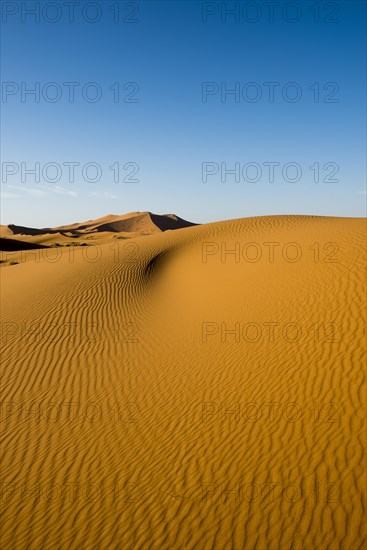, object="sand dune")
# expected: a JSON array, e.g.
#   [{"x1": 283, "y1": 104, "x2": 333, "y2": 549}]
[
  {"x1": 0, "y1": 215, "x2": 366, "y2": 549},
  {"x1": 0, "y1": 212, "x2": 198, "y2": 264},
  {"x1": 0, "y1": 212, "x2": 197, "y2": 243},
  {"x1": 0, "y1": 238, "x2": 48, "y2": 252}
]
